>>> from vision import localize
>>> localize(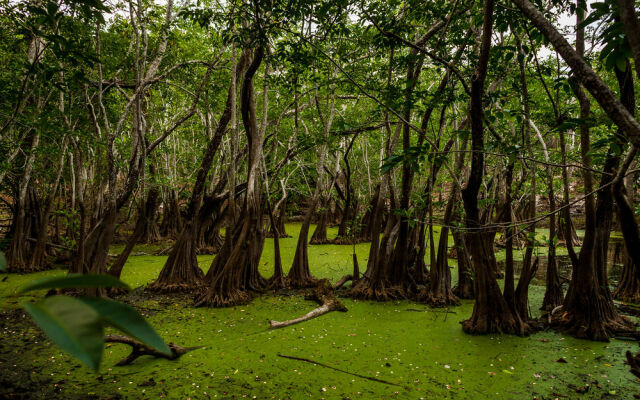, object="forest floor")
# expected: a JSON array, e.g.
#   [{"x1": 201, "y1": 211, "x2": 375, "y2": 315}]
[{"x1": 1, "y1": 223, "x2": 639, "y2": 399}]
